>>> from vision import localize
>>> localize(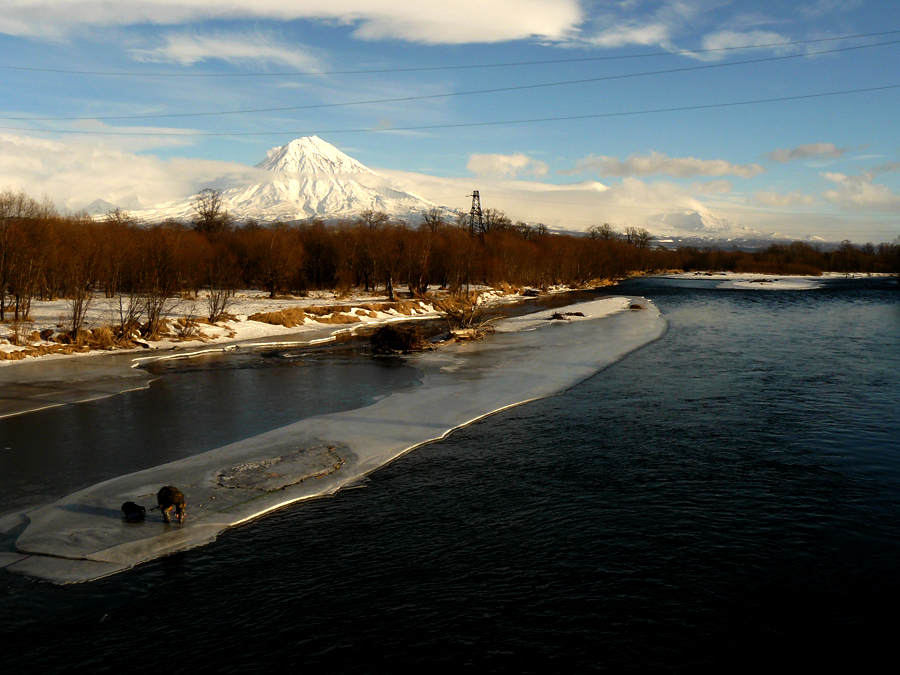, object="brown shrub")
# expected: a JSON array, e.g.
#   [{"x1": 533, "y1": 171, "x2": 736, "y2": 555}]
[
  {"x1": 8, "y1": 322, "x2": 33, "y2": 346},
  {"x1": 174, "y1": 316, "x2": 202, "y2": 338},
  {"x1": 370, "y1": 324, "x2": 429, "y2": 354}
]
